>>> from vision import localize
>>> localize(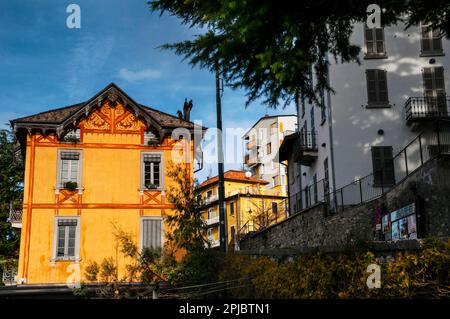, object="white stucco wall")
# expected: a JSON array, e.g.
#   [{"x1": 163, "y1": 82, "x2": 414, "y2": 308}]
[{"x1": 300, "y1": 21, "x2": 450, "y2": 193}]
